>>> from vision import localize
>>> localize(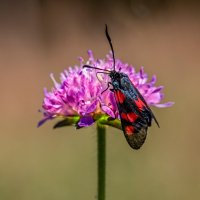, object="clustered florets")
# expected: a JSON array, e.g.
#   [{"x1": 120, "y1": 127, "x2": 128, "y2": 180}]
[{"x1": 38, "y1": 51, "x2": 173, "y2": 128}]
